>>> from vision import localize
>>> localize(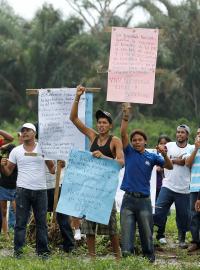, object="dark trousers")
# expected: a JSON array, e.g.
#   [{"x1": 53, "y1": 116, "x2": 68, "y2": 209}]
[
  {"x1": 190, "y1": 192, "x2": 200, "y2": 245},
  {"x1": 154, "y1": 187, "x2": 190, "y2": 234},
  {"x1": 47, "y1": 188, "x2": 74, "y2": 252},
  {"x1": 155, "y1": 188, "x2": 167, "y2": 240},
  {"x1": 120, "y1": 193, "x2": 155, "y2": 261},
  {"x1": 14, "y1": 187, "x2": 49, "y2": 255}
]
